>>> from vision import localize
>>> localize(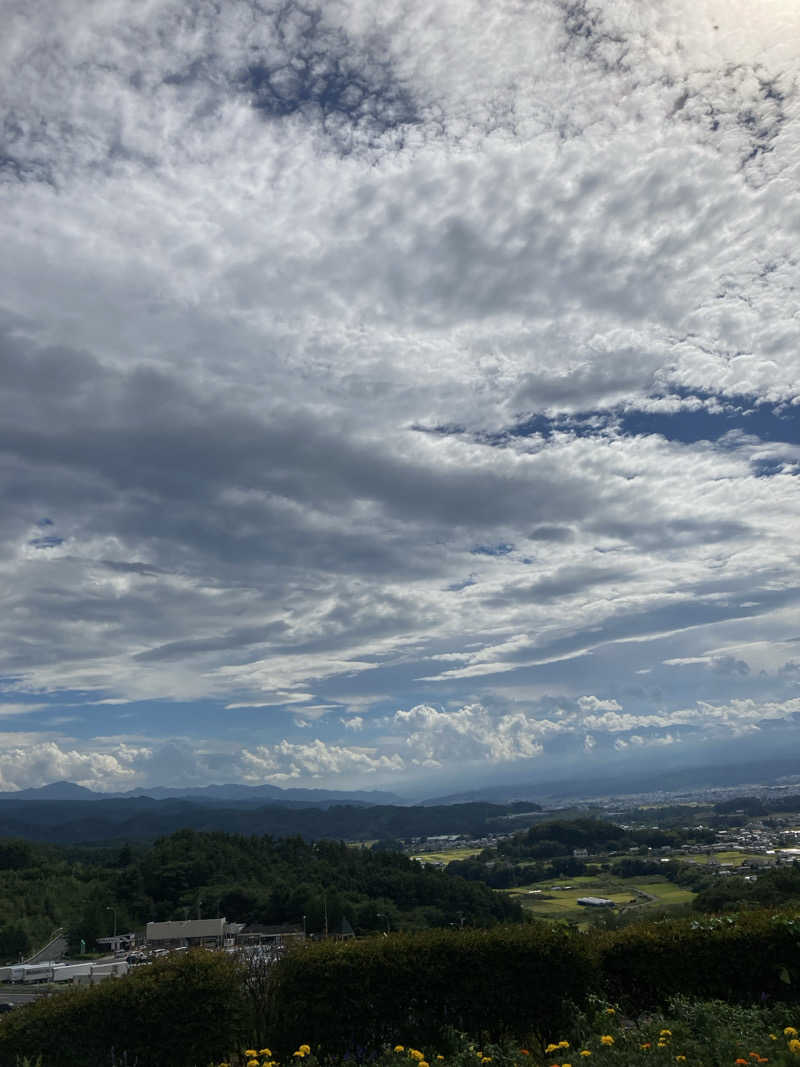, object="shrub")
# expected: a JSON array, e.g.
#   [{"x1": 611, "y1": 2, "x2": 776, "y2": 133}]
[
  {"x1": 0, "y1": 949, "x2": 247, "y2": 1067},
  {"x1": 592, "y1": 908, "x2": 800, "y2": 1009},
  {"x1": 265, "y1": 924, "x2": 597, "y2": 1055}
]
